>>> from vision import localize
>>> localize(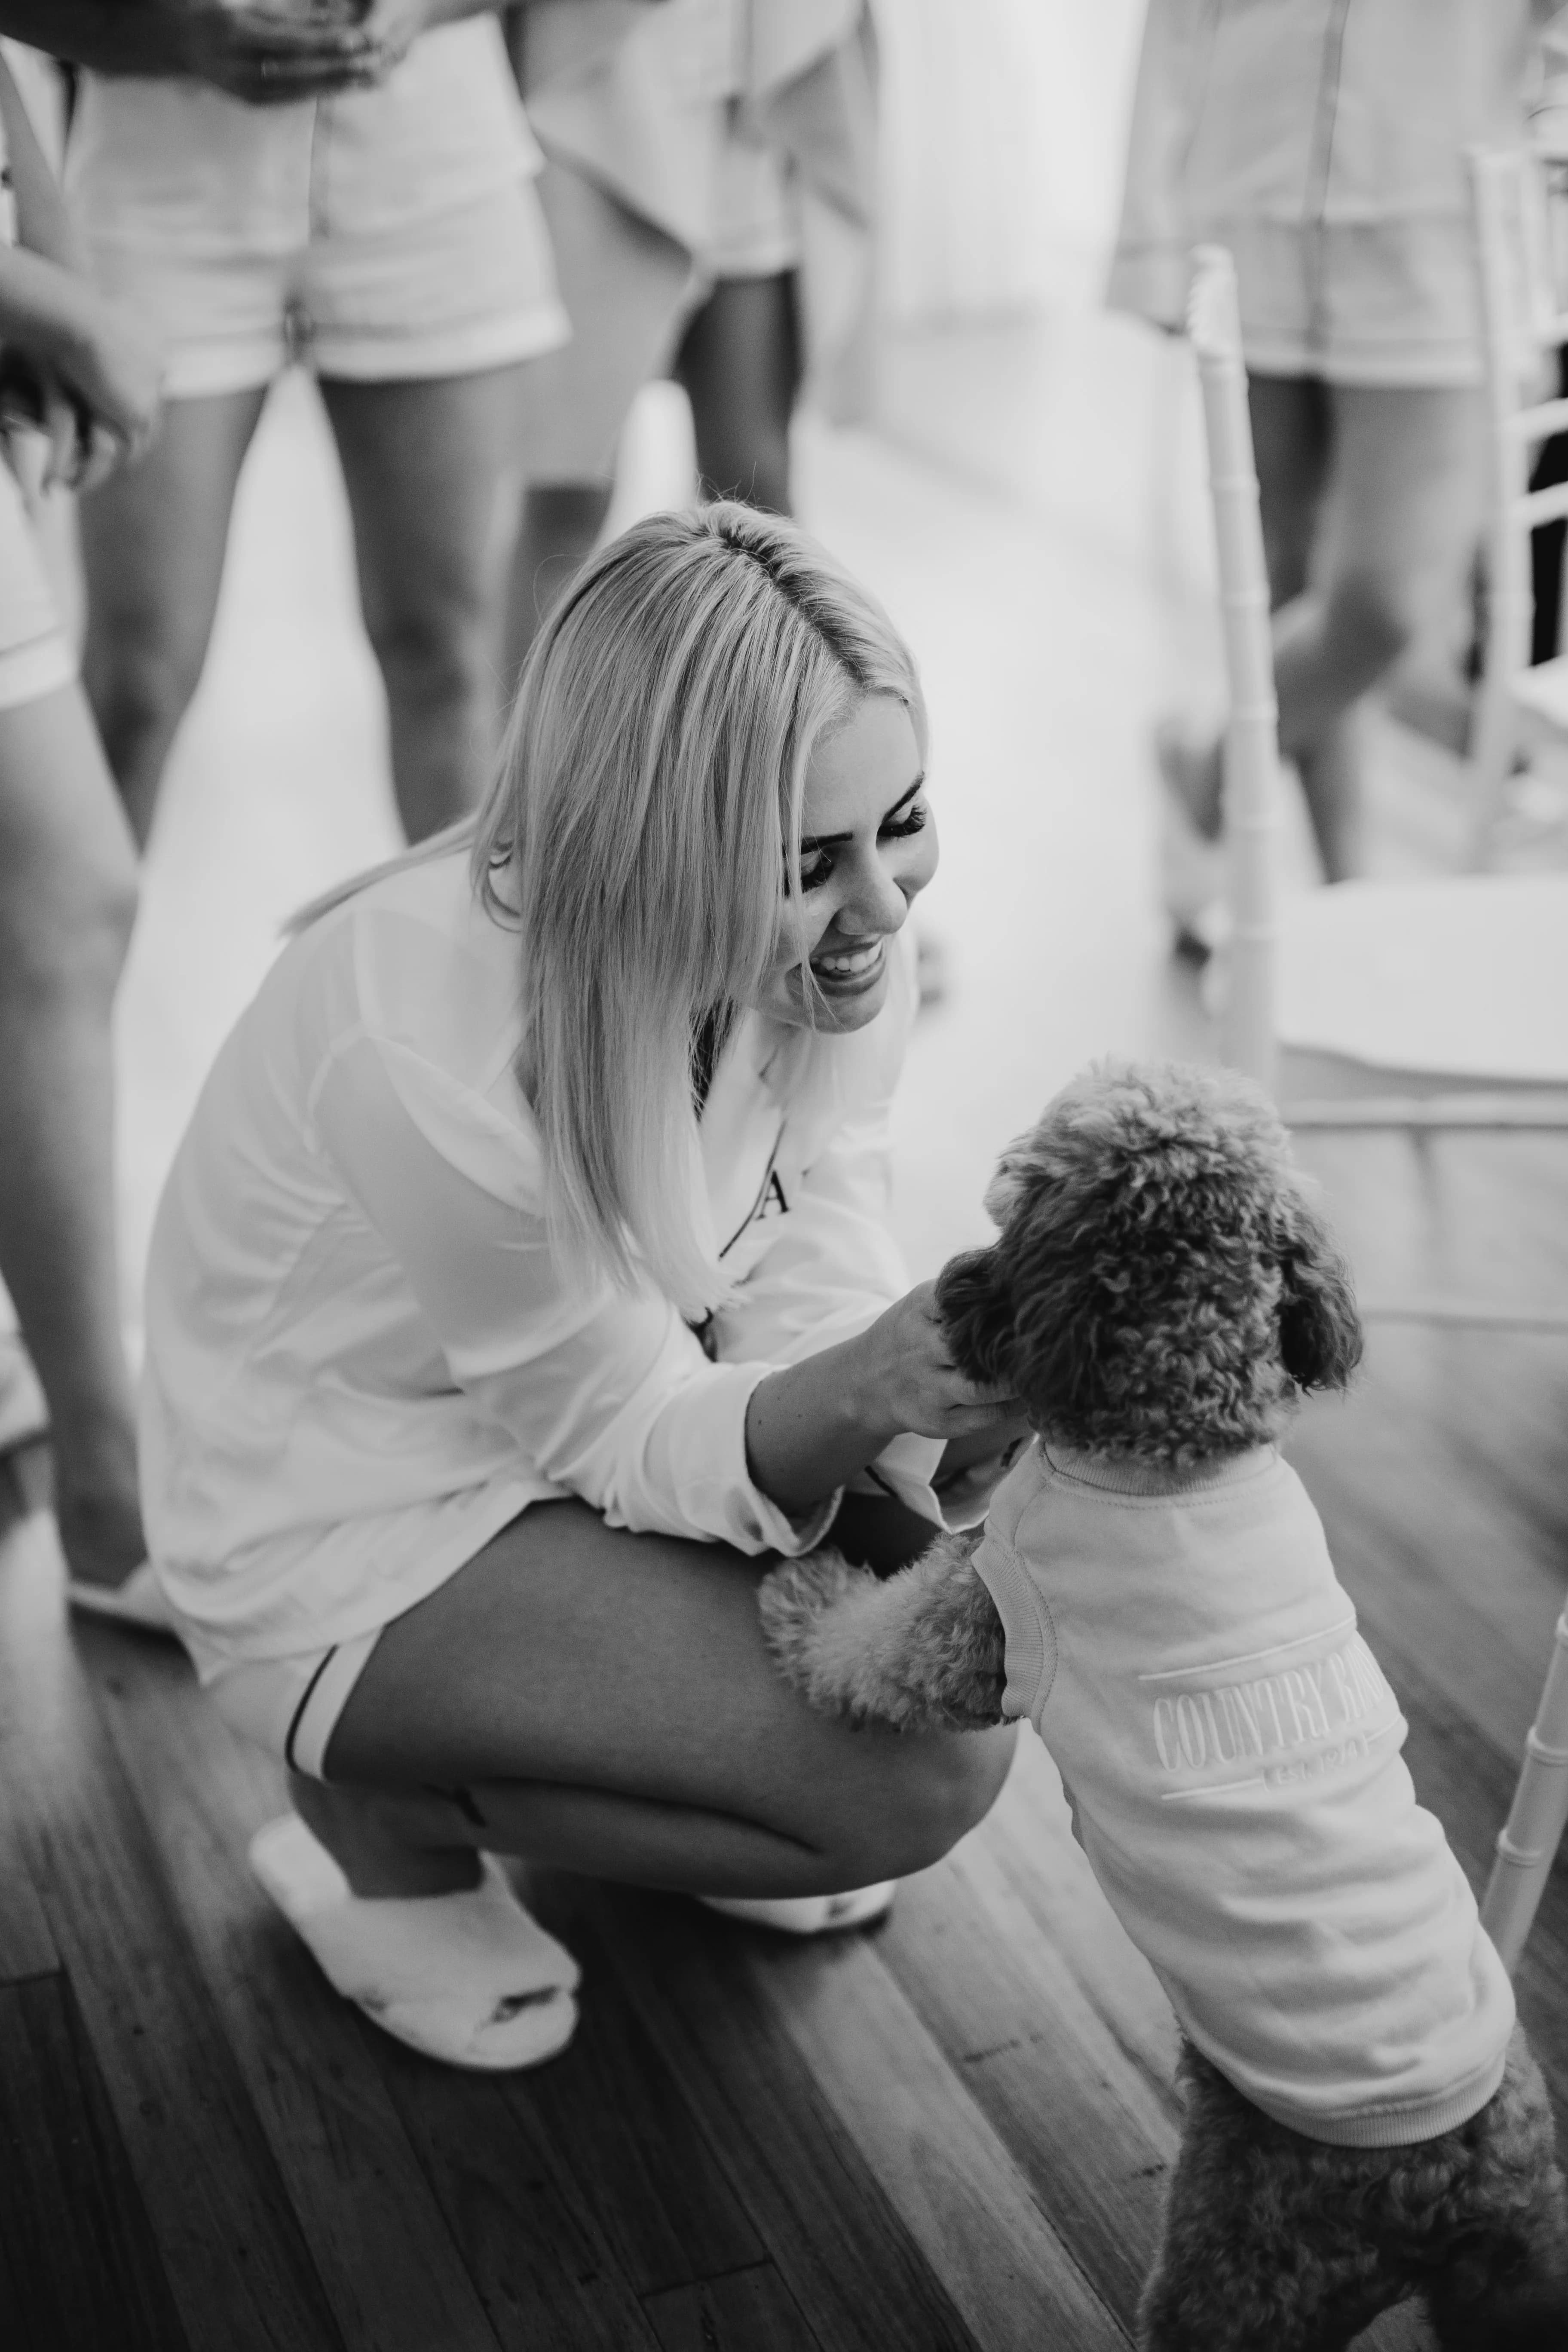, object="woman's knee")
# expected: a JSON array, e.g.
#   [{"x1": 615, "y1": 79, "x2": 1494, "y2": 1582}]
[
  {"x1": 82, "y1": 623, "x2": 209, "y2": 775},
  {"x1": 838, "y1": 1723, "x2": 1017, "y2": 1880},
  {"x1": 362, "y1": 596, "x2": 492, "y2": 716},
  {"x1": 1318, "y1": 566, "x2": 1422, "y2": 680}
]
